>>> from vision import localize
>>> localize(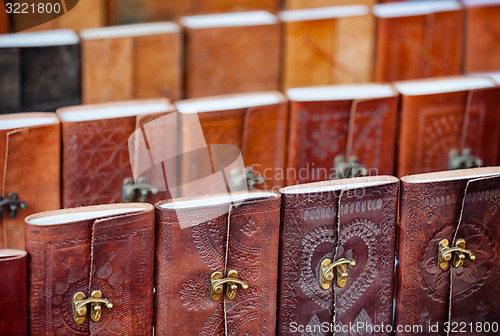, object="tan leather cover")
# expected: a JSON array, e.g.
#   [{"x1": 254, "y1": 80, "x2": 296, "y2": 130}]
[
  {"x1": 396, "y1": 80, "x2": 500, "y2": 176},
  {"x1": 374, "y1": 8, "x2": 463, "y2": 82},
  {"x1": 0, "y1": 113, "x2": 60, "y2": 250},
  {"x1": 25, "y1": 203, "x2": 155, "y2": 336},
  {"x1": 183, "y1": 19, "x2": 280, "y2": 98},
  {"x1": 278, "y1": 176, "x2": 399, "y2": 335},
  {"x1": 285, "y1": 0, "x2": 376, "y2": 10},
  {"x1": 396, "y1": 167, "x2": 500, "y2": 335},
  {"x1": 155, "y1": 191, "x2": 281, "y2": 335},
  {"x1": 282, "y1": 11, "x2": 374, "y2": 90}
]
